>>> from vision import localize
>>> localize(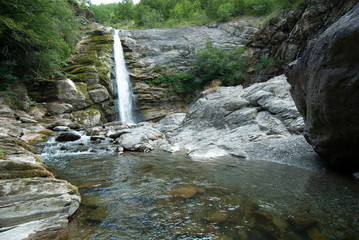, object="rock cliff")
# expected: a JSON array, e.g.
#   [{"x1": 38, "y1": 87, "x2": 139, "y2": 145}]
[
  {"x1": 246, "y1": 0, "x2": 357, "y2": 84},
  {"x1": 286, "y1": 3, "x2": 359, "y2": 172},
  {"x1": 120, "y1": 20, "x2": 259, "y2": 121},
  {"x1": 25, "y1": 25, "x2": 116, "y2": 127}
]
